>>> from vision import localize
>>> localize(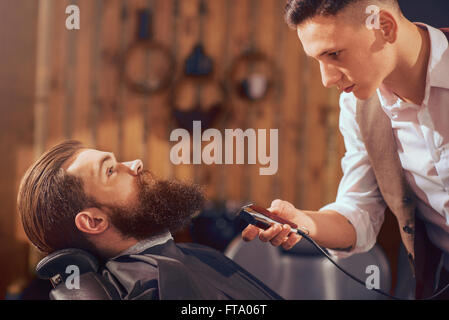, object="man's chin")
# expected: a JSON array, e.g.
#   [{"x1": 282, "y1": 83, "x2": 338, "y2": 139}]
[{"x1": 109, "y1": 178, "x2": 206, "y2": 240}]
